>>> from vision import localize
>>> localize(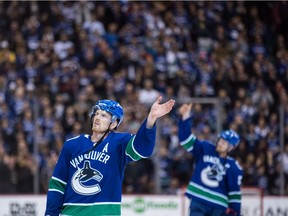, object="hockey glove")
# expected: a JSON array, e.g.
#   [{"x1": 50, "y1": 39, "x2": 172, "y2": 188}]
[{"x1": 225, "y1": 208, "x2": 238, "y2": 216}]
